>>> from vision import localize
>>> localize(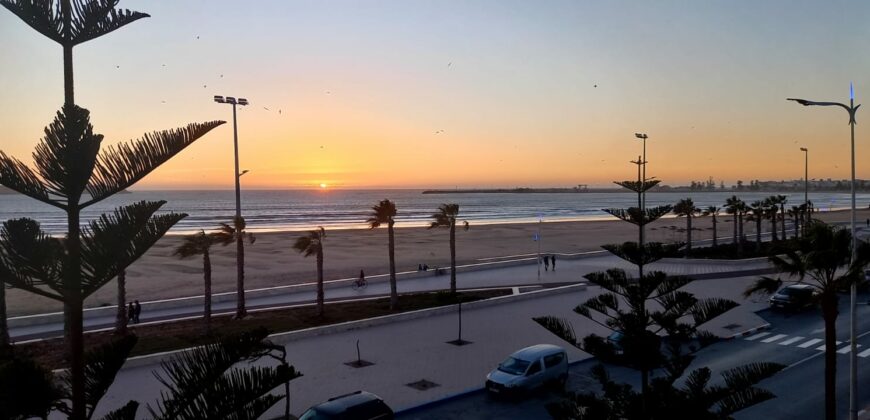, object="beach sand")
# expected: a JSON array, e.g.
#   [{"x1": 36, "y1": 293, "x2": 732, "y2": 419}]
[{"x1": 7, "y1": 208, "x2": 870, "y2": 316}]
